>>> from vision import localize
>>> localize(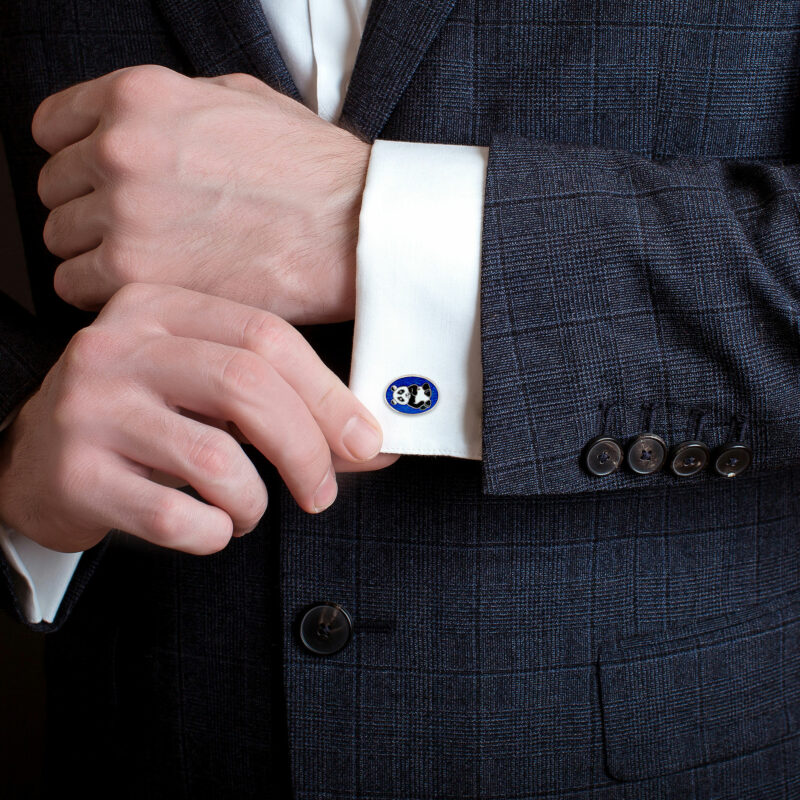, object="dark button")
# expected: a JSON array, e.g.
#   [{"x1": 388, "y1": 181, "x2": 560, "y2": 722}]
[
  {"x1": 297, "y1": 602, "x2": 352, "y2": 656},
  {"x1": 713, "y1": 442, "x2": 752, "y2": 478},
  {"x1": 626, "y1": 433, "x2": 667, "y2": 474},
  {"x1": 669, "y1": 440, "x2": 710, "y2": 477},
  {"x1": 583, "y1": 435, "x2": 623, "y2": 476}
]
